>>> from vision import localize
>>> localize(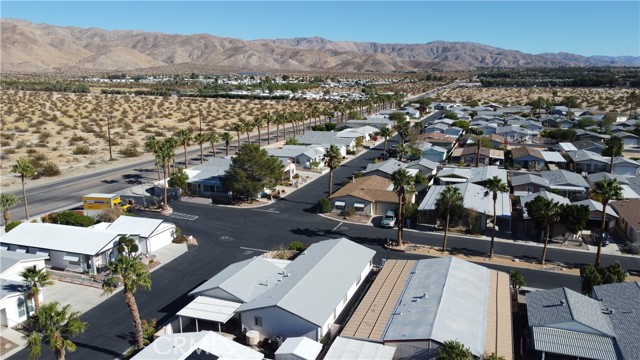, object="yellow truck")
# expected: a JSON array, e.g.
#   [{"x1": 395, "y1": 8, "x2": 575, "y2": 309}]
[{"x1": 82, "y1": 193, "x2": 131, "y2": 212}]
